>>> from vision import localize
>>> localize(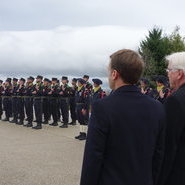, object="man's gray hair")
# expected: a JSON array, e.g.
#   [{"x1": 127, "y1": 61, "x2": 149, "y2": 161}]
[{"x1": 166, "y1": 52, "x2": 185, "y2": 70}]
